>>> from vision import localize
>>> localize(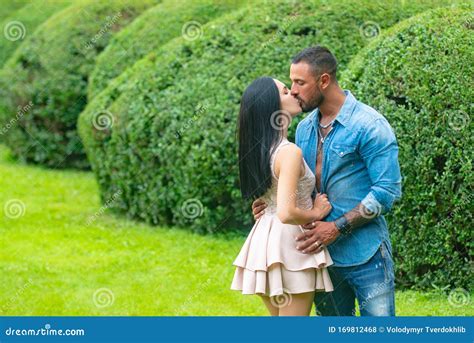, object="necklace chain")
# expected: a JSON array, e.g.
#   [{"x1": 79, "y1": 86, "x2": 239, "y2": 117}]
[
  {"x1": 318, "y1": 124, "x2": 333, "y2": 144},
  {"x1": 318, "y1": 119, "x2": 335, "y2": 129}
]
